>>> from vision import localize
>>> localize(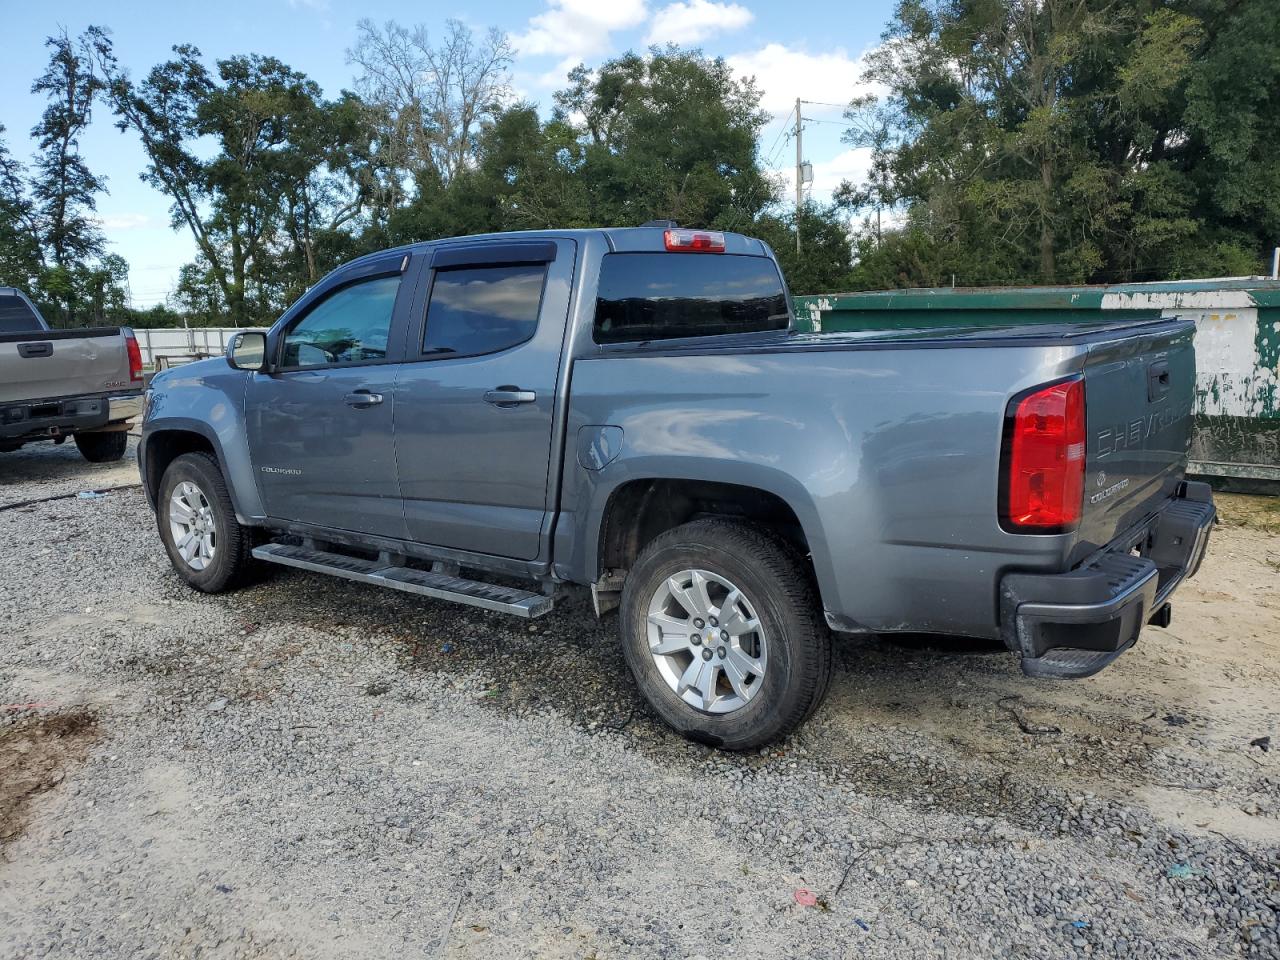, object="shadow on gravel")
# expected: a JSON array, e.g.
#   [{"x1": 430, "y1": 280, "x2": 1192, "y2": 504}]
[
  {"x1": 0, "y1": 709, "x2": 99, "y2": 848},
  {"x1": 204, "y1": 567, "x2": 1172, "y2": 828}
]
